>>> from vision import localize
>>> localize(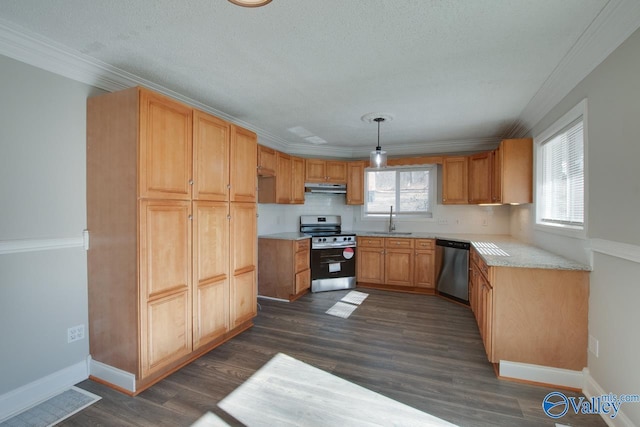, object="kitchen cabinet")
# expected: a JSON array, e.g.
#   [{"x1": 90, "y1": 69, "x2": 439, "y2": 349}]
[
  {"x1": 276, "y1": 152, "x2": 292, "y2": 204},
  {"x1": 257, "y1": 144, "x2": 277, "y2": 177},
  {"x1": 230, "y1": 124, "x2": 258, "y2": 202},
  {"x1": 229, "y1": 202, "x2": 258, "y2": 328},
  {"x1": 291, "y1": 156, "x2": 305, "y2": 204},
  {"x1": 413, "y1": 239, "x2": 435, "y2": 289},
  {"x1": 257, "y1": 151, "x2": 305, "y2": 204},
  {"x1": 258, "y1": 238, "x2": 311, "y2": 301},
  {"x1": 357, "y1": 236, "x2": 435, "y2": 292},
  {"x1": 305, "y1": 159, "x2": 347, "y2": 183},
  {"x1": 468, "y1": 151, "x2": 492, "y2": 204},
  {"x1": 491, "y1": 138, "x2": 533, "y2": 204},
  {"x1": 469, "y1": 246, "x2": 588, "y2": 370},
  {"x1": 193, "y1": 111, "x2": 230, "y2": 202},
  {"x1": 346, "y1": 161, "x2": 365, "y2": 205},
  {"x1": 356, "y1": 237, "x2": 385, "y2": 284},
  {"x1": 442, "y1": 156, "x2": 468, "y2": 204},
  {"x1": 87, "y1": 86, "x2": 257, "y2": 394},
  {"x1": 384, "y1": 238, "x2": 414, "y2": 286},
  {"x1": 138, "y1": 89, "x2": 193, "y2": 200}
]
